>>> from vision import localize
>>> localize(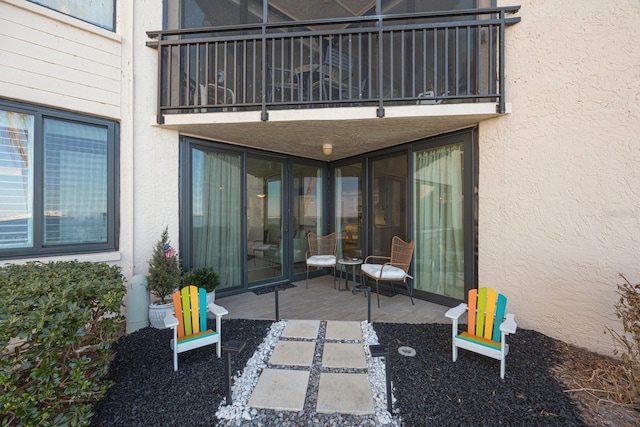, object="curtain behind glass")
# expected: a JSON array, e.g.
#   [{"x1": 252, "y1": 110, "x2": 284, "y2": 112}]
[
  {"x1": 192, "y1": 149, "x2": 241, "y2": 289},
  {"x1": 414, "y1": 143, "x2": 464, "y2": 299}
]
